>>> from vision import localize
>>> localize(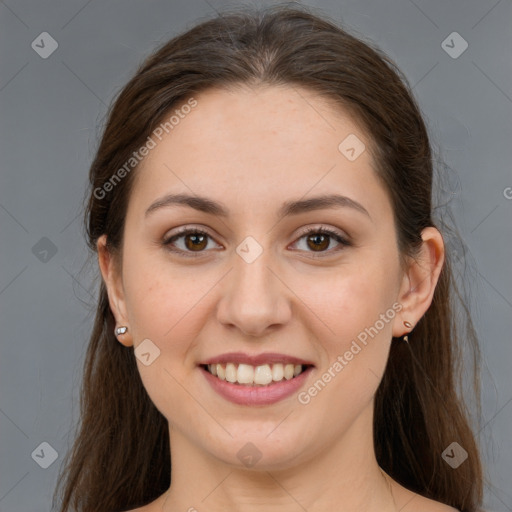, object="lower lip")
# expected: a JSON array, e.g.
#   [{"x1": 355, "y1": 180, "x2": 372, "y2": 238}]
[{"x1": 200, "y1": 366, "x2": 314, "y2": 406}]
